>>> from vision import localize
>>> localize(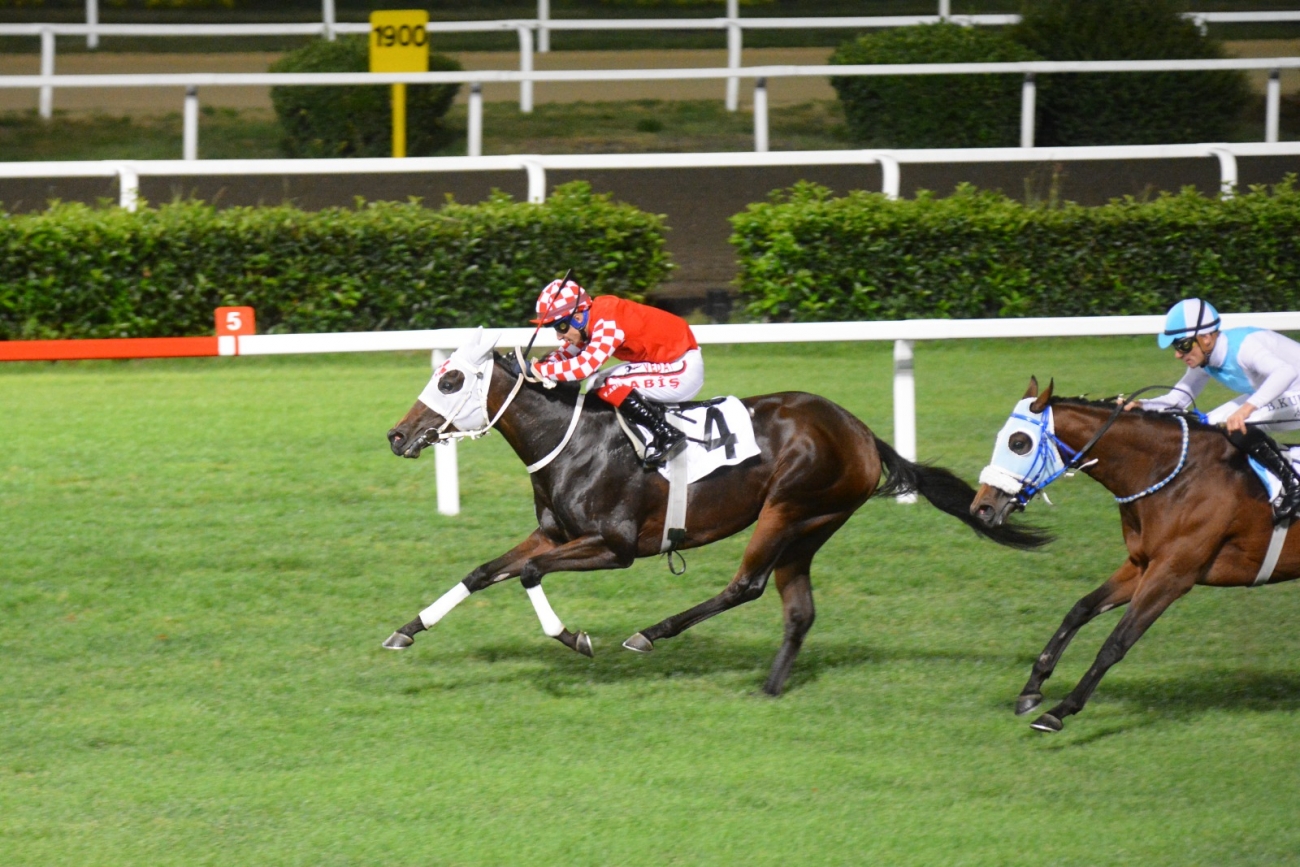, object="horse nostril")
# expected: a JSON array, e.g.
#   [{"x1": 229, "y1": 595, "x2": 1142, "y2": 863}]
[{"x1": 388, "y1": 429, "x2": 403, "y2": 444}]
